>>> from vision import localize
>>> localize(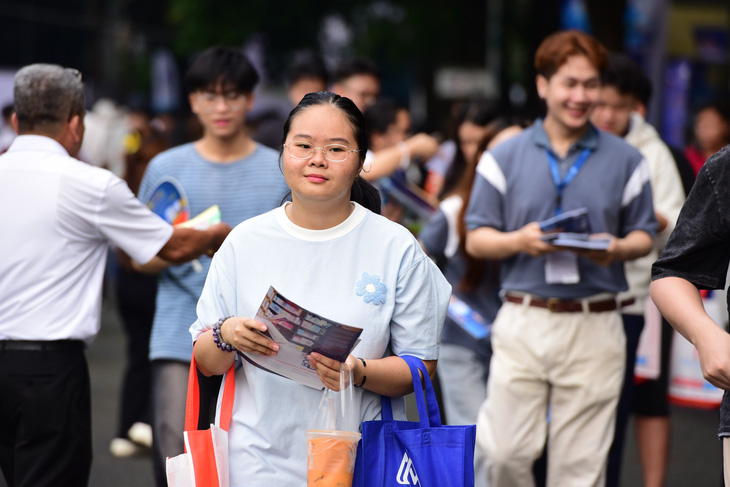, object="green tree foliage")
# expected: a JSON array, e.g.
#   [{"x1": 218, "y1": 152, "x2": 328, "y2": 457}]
[
  {"x1": 167, "y1": 0, "x2": 332, "y2": 57},
  {"x1": 166, "y1": 0, "x2": 486, "y2": 68}
]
